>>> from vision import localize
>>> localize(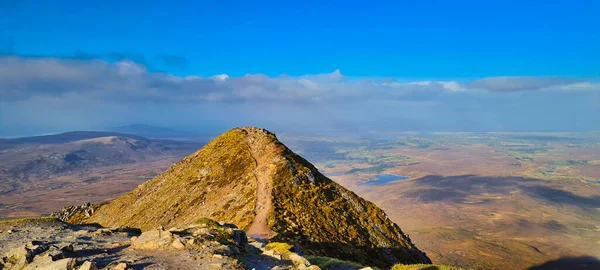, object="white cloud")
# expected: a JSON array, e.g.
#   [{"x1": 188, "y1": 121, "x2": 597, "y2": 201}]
[
  {"x1": 0, "y1": 56, "x2": 597, "y2": 105},
  {"x1": 407, "y1": 81, "x2": 463, "y2": 91},
  {"x1": 468, "y1": 76, "x2": 586, "y2": 91},
  {"x1": 210, "y1": 74, "x2": 229, "y2": 81},
  {"x1": 0, "y1": 56, "x2": 469, "y2": 103},
  {"x1": 556, "y1": 82, "x2": 600, "y2": 91},
  {"x1": 1, "y1": 56, "x2": 599, "y2": 135},
  {"x1": 116, "y1": 60, "x2": 147, "y2": 76}
]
